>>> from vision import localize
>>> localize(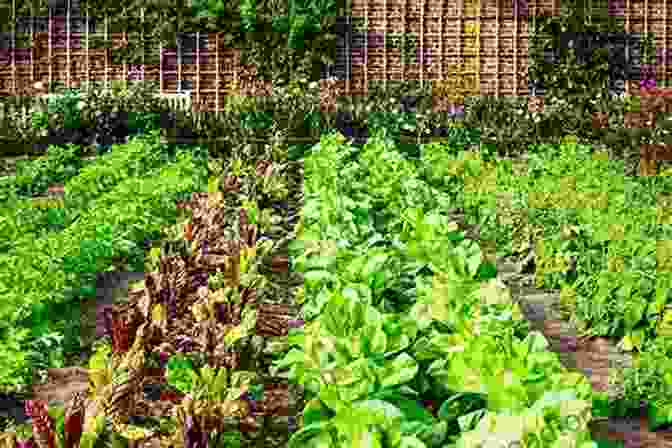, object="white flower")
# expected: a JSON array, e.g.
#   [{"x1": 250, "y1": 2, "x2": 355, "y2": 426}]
[{"x1": 77, "y1": 100, "x2": 86, "y2": 110}]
